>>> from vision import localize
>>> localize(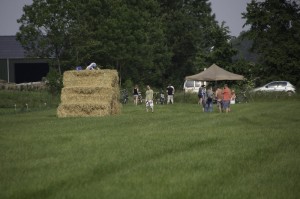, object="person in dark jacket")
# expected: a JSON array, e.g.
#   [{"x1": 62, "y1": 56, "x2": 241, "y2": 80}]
[{"x1": 166, "y1": 84, "x2": 175, "y2": 104}]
